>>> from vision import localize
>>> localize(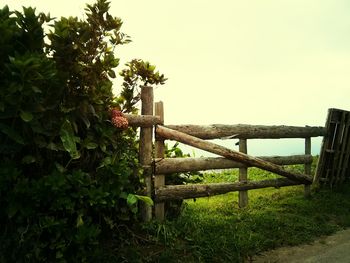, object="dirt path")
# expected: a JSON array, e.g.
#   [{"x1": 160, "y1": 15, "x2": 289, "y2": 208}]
[{"x1": 251, "y1": 228, "x2": 350, "y2": 263}]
